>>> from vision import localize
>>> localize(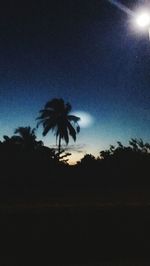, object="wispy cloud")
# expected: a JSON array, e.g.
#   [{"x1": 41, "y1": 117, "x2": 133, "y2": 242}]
[{"x1": 50, "y1": 144, "x2": 87, "y2": 153}]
